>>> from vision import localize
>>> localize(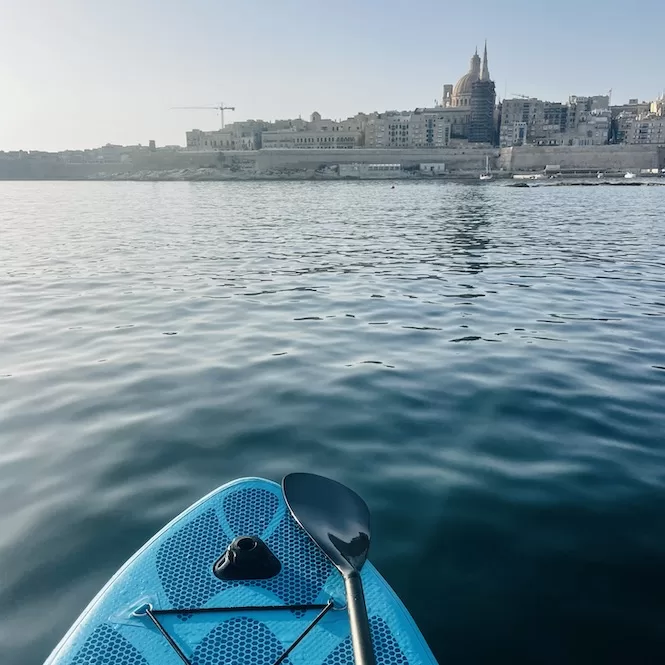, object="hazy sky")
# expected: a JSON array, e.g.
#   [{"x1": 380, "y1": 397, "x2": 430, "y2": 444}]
[{"x1": 1, "y1": 0, "x2": 663, "y2": 152}]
